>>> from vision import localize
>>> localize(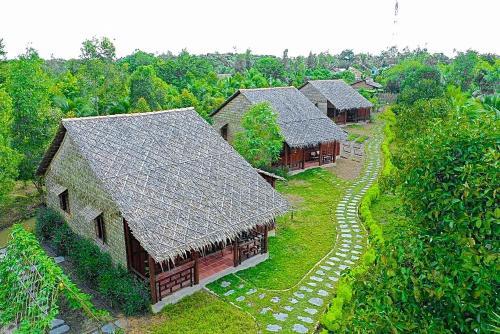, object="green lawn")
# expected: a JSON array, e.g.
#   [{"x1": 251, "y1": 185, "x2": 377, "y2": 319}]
[
  {"x1": 146, "y1": 291, "x2": 258, "y2": 334},
  {"x1": 234, "y1": 167, "x2": 346, "y2": 289}
]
